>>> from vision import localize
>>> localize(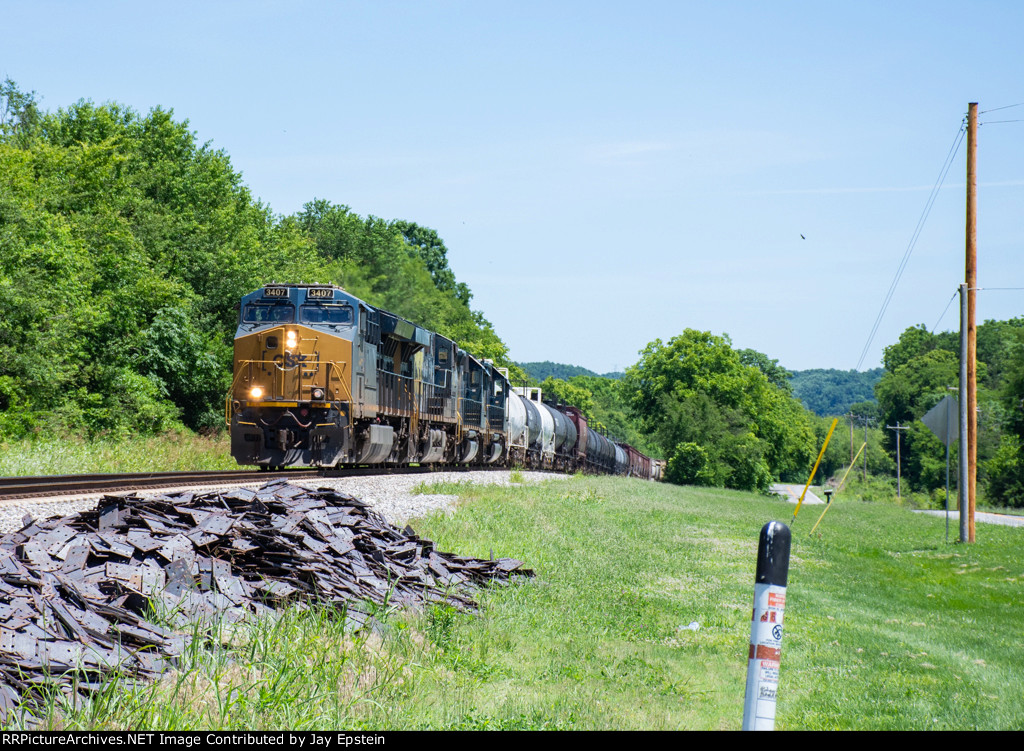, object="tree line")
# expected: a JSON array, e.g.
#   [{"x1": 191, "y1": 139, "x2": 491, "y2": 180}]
[
  {"x1": 524, "y1": 319, "x2": 1024, "y2": 509},
  {"x1": 533, "y1": 335, "x2": 824, "y2": 493},
  {"x1": 0, "y1": 80, "x2": 516, "y2": 440},
  {"x1": 518, "y1": 361, "x2": 624, "y2": 382},
  {"x1": 870, "y1": 320, "x2": 1024, "y2": 507},
  {"x1": 6, "y1": 80, "x2": 1022, "y2": 508},
  {"x1": 788, "y1": 368, "x2": 883, "y2": 416}
]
